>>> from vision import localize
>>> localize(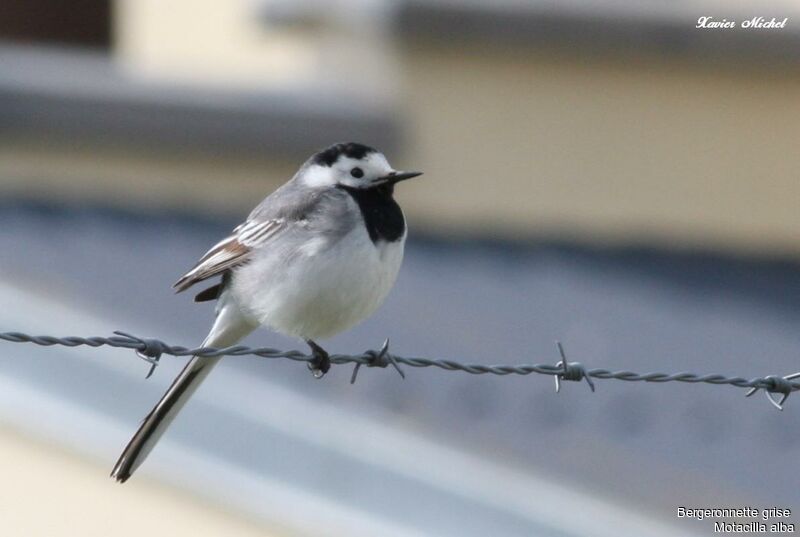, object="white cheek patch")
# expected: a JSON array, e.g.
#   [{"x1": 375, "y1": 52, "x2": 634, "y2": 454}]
[
  {"x1": 339, "y1": 154, "x2": 394, "y2": 187},
  {"x1": 302, "y1": 153, "x2": 394, "y2": 189},
  {"x1": 301, "y1": 165, "x2": 337, "y2": 188}
]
